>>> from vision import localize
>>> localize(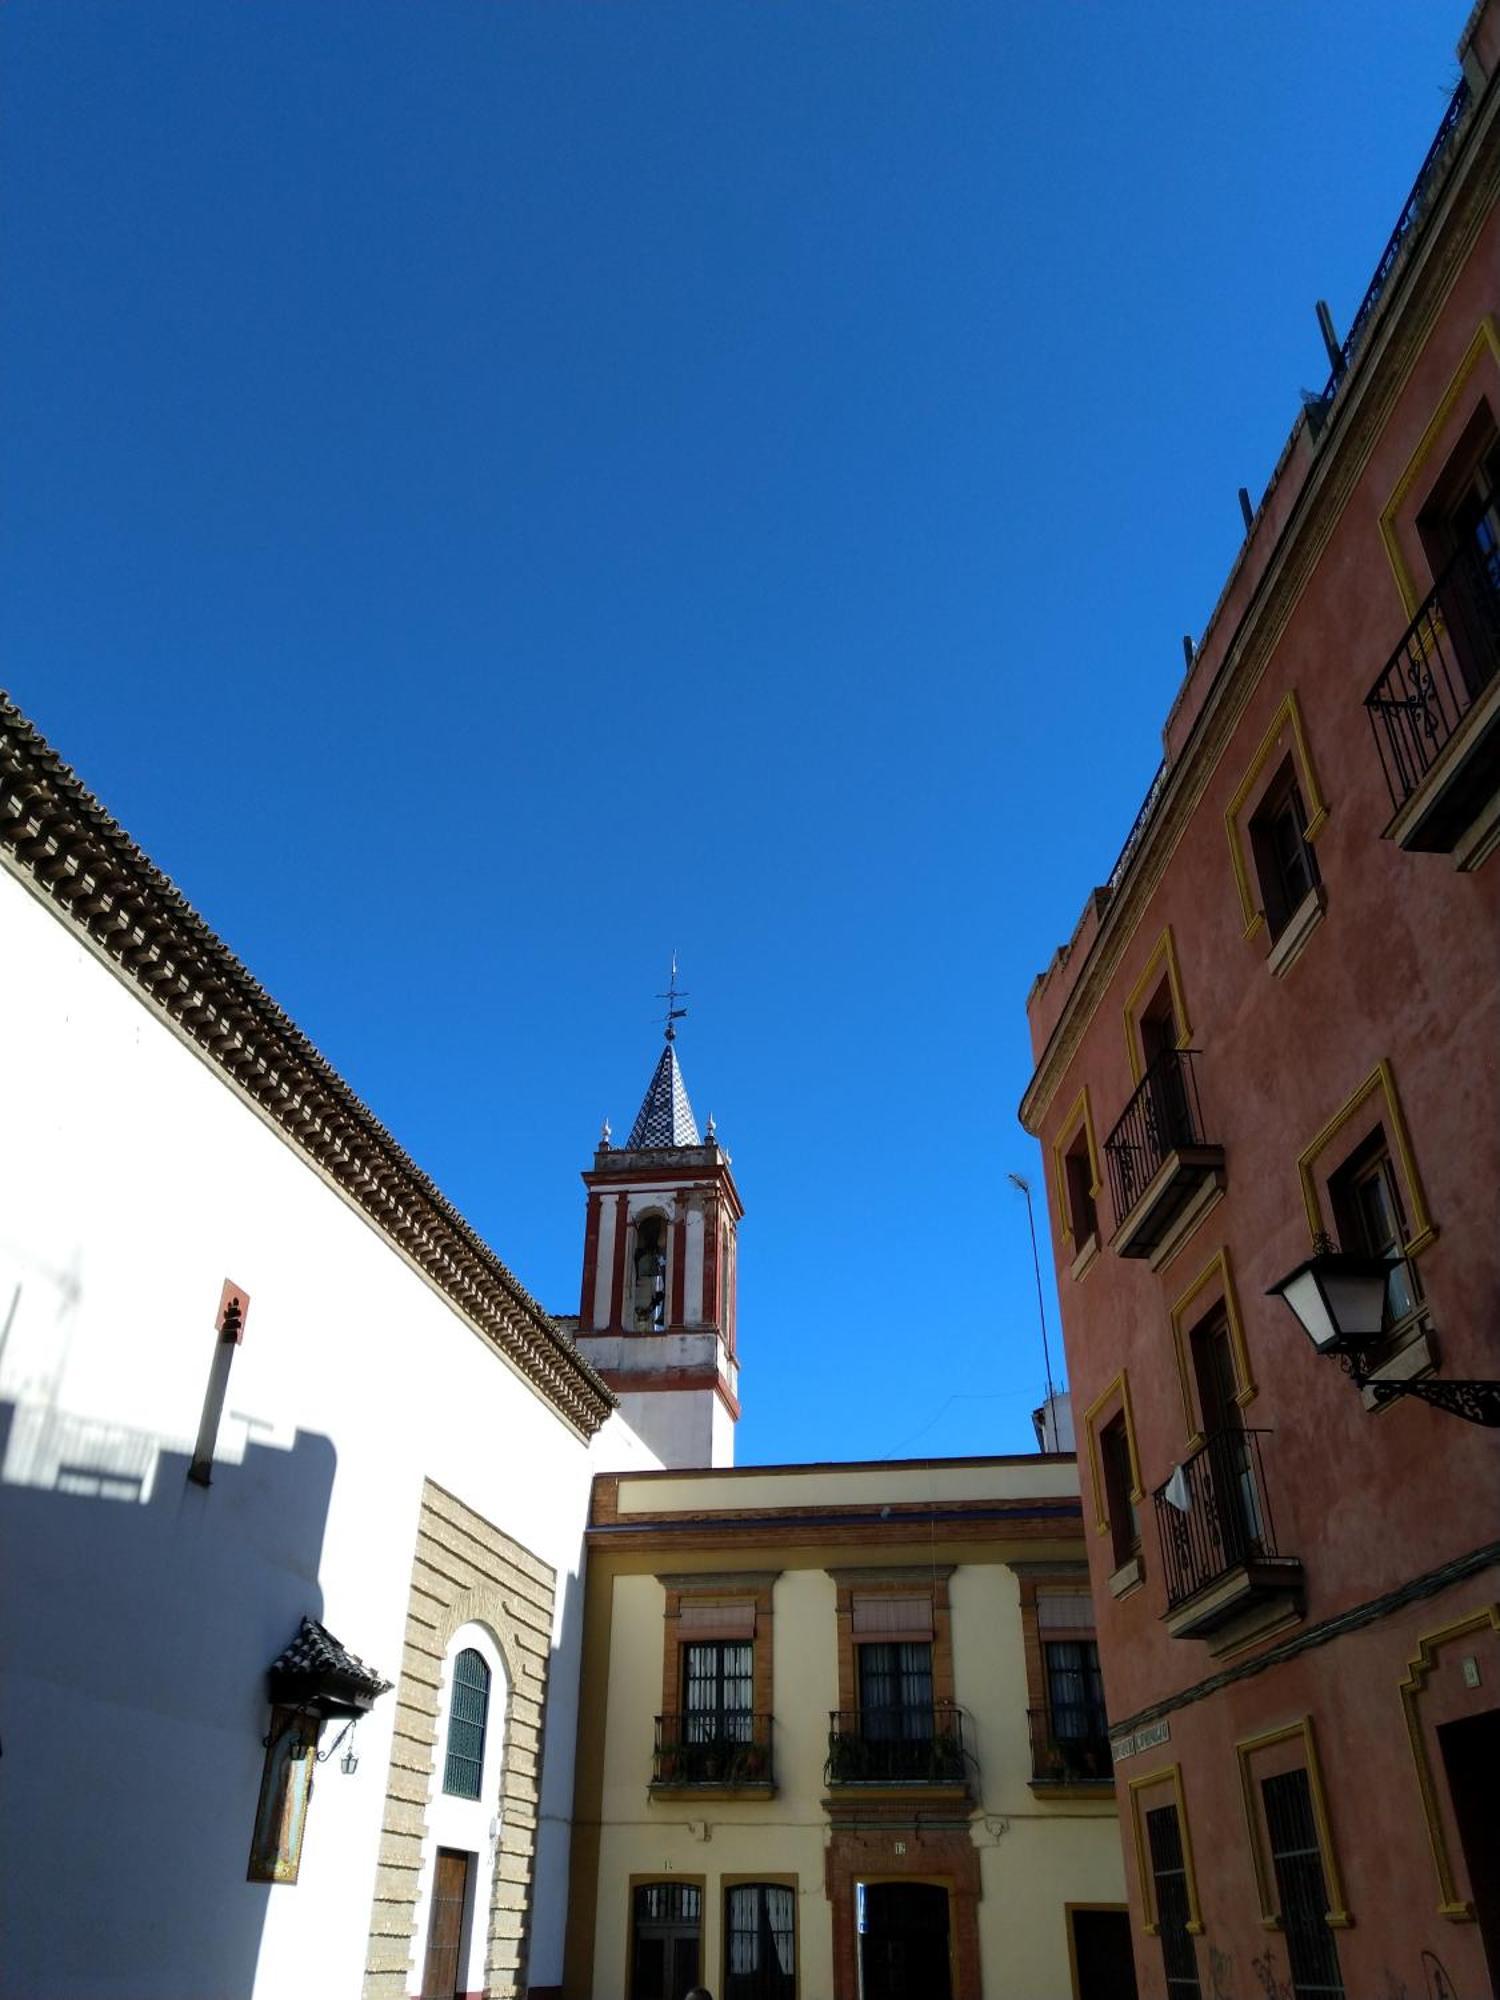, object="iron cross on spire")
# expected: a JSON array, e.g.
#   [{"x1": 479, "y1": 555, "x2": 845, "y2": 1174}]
[{"x1": 657, "y1": 953, "x2": 689, "y2": 1042}]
